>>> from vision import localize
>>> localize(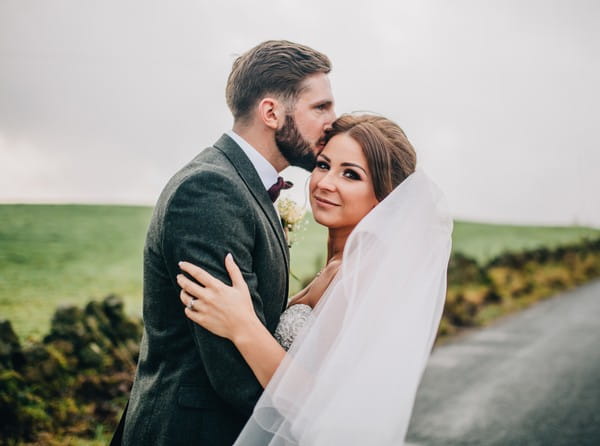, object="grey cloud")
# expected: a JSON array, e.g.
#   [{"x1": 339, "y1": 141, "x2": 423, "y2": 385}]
[{"x1": 0, "y1": 0, "x2": 598, "y2": 225}]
